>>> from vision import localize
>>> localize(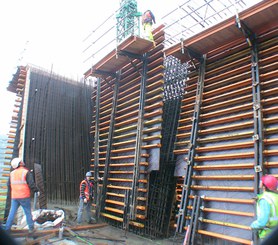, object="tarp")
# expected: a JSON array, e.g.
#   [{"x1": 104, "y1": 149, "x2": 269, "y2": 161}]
[{"x1": 20, "y1": 209, "x2": 64, "y2": 229}]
